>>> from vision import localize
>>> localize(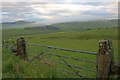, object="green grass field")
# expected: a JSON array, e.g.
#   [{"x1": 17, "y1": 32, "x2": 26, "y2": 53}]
[
  {"x1": 2, "y1": 28, "x2": 60, "y2": 40},
  {"x1": 2, "y1": 27, "x2": 119, "y2": 78}
]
